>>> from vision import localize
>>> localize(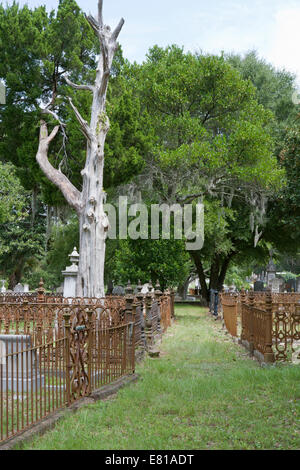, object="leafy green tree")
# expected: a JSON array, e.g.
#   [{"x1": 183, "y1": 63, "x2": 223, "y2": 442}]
[
  {"x1": 129, "y1": 46, "x2": 282, "y2": 300},
  {"x1": 26, "y1": 214, "x2": 79, "y2": 290},
  {"x1": 226, "y1": 51, "x2": 300, "y2": 277},
  {"x1": 112, "y1": 238, "x2": 190, "y2": 291},
  {"x1": 0, "y1": 164, "x2": 46, "y2": 289},
  {"x1": 0, "y1": 1, "x2": 152, "y2": 291},
  {"x1": 0, "y1": 162, "x2": 26, "y2": 223},
  {"x1": 0, "y1": 0, "x2": 98, "y2": 199}
]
